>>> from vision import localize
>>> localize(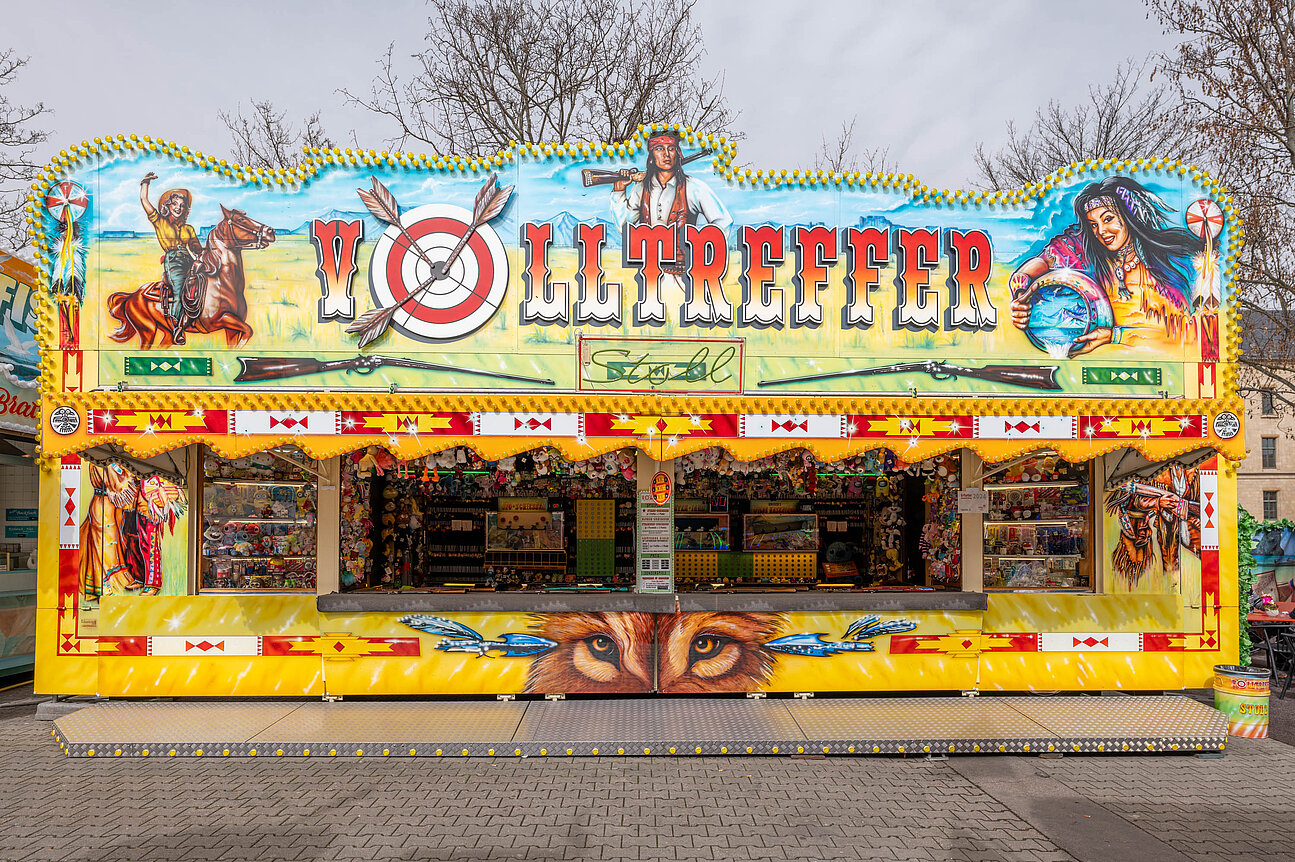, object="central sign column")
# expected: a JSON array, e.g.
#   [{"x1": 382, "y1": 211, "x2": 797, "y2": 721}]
[{"x1": 635, "y1": 451, "x2": 674, "y2": 593}]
